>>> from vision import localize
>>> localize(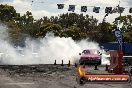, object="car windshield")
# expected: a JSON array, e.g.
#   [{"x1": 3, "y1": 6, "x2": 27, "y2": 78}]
[{"x1": 82, "y1": 50, "x2": 98, "y2": 54}]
